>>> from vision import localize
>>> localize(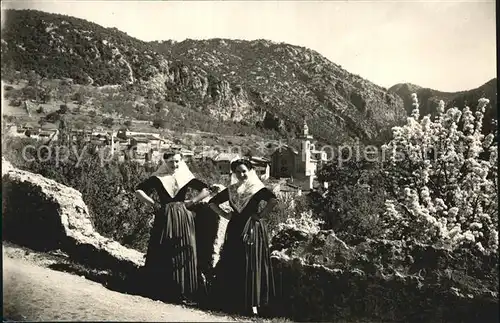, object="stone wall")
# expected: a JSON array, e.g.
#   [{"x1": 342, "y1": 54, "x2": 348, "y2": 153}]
[
  {"x1": 271, "y1": 257, "x2": 498, "y2": 322},
  {"x1": 269, "y1": 228, "x2": 499, "y2": 322}
]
